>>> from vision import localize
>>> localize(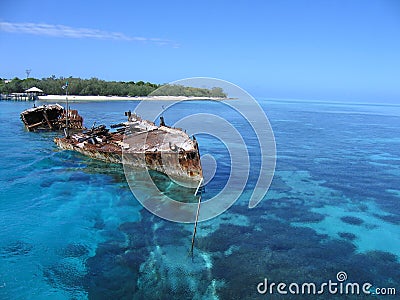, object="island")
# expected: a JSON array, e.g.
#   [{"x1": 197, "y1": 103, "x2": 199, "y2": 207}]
[{"x1": 0, "y1": 76, "x2": 228, "y2": 101}]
